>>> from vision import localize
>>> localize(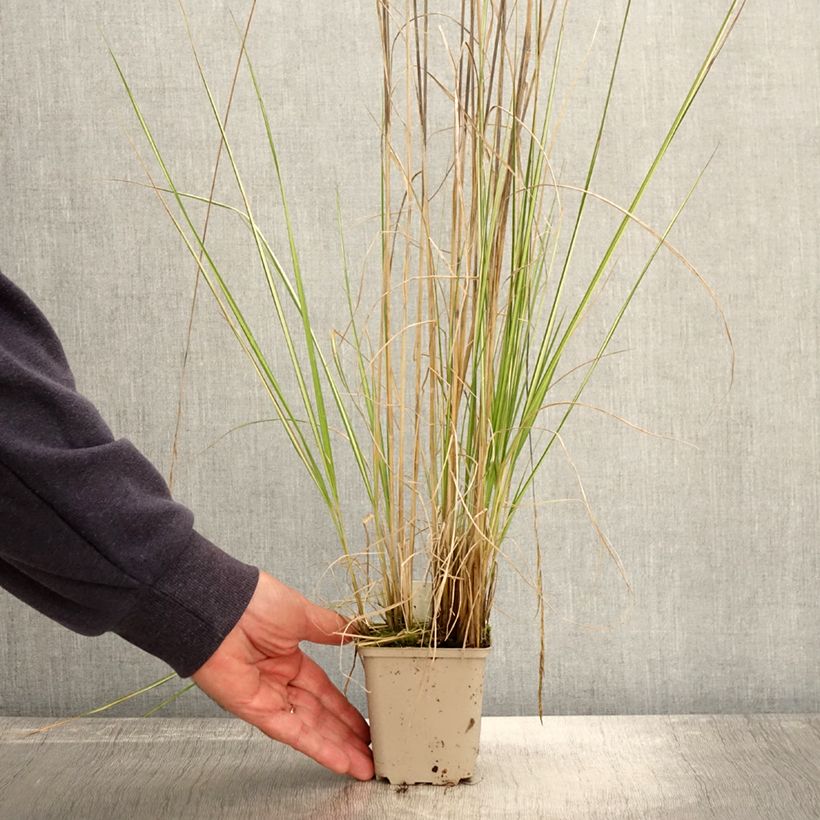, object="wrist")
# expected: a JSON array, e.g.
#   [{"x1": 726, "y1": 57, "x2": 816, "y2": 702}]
[{"x1": 113, "y1": 531, "x2": 259, "y2": 677}]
